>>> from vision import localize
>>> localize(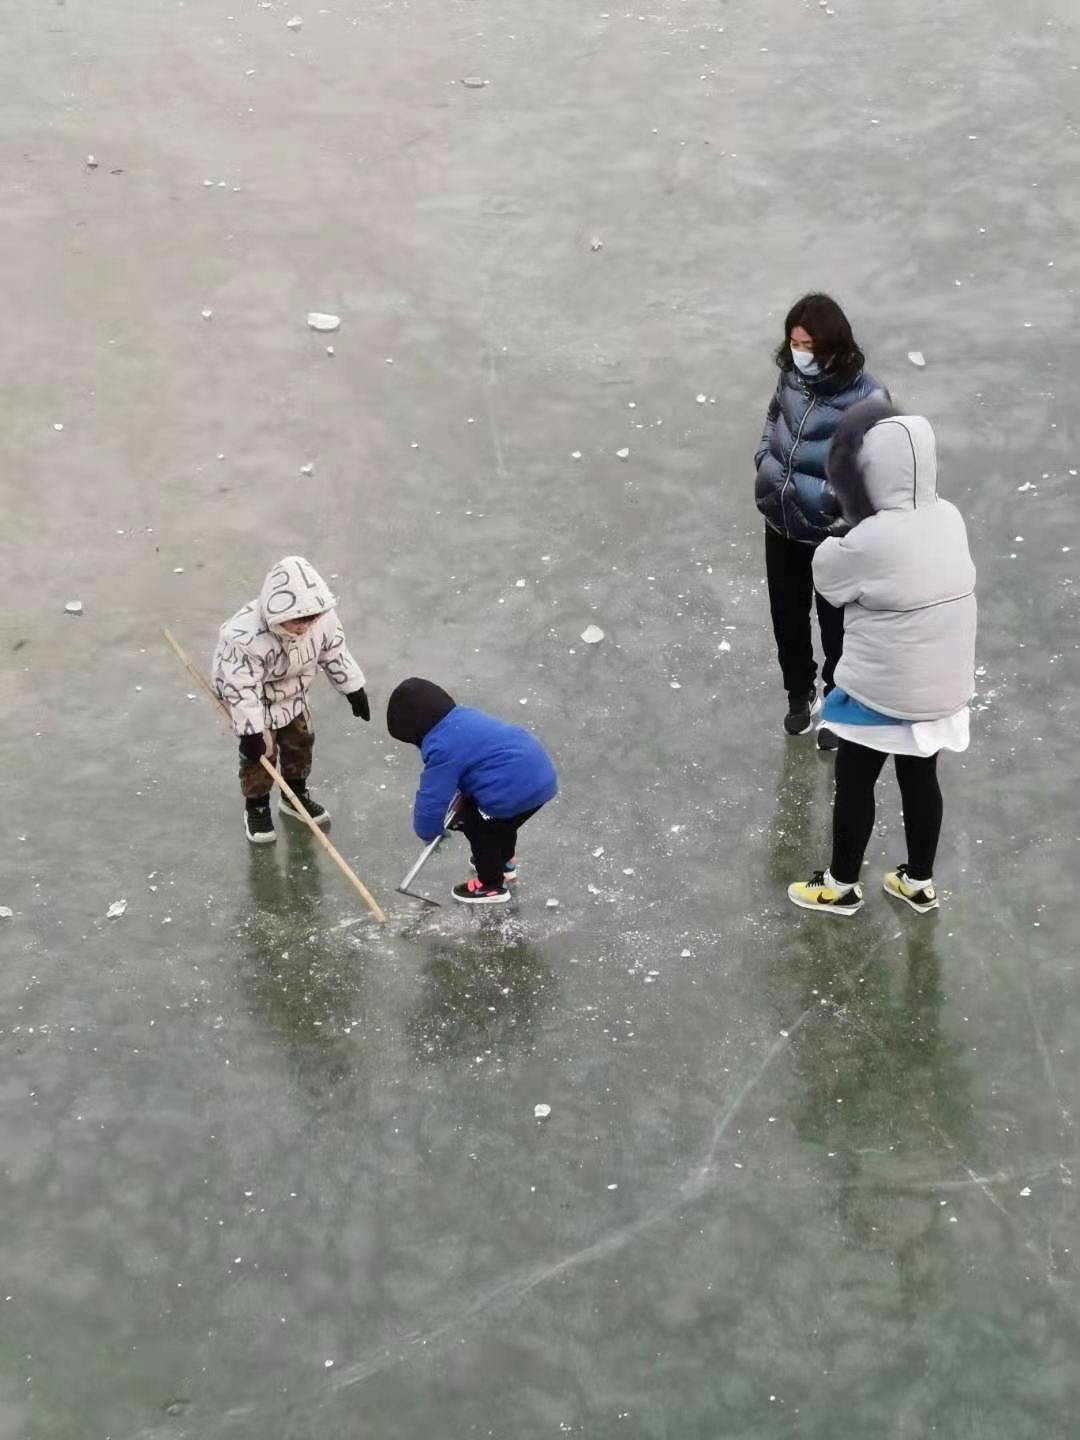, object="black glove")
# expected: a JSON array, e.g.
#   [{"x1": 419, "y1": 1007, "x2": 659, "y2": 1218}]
[
  {"x1": 346, "y1": 687, "x2": 370, "y2": 722},
  {"x1": 238, "y1": 732, "x2": 266, "y2": 763}
]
